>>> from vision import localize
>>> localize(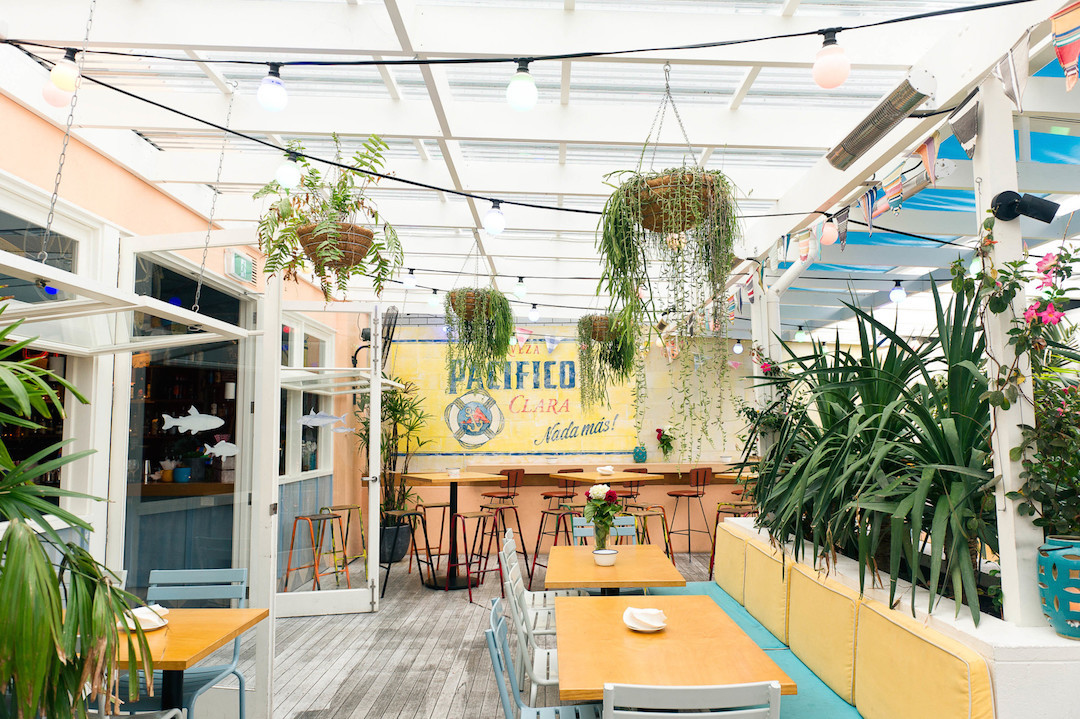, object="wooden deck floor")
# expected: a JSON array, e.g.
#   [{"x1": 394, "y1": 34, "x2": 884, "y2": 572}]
[{"x1": 237, "y1": 550, "x2": 712, "y2": 718}]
